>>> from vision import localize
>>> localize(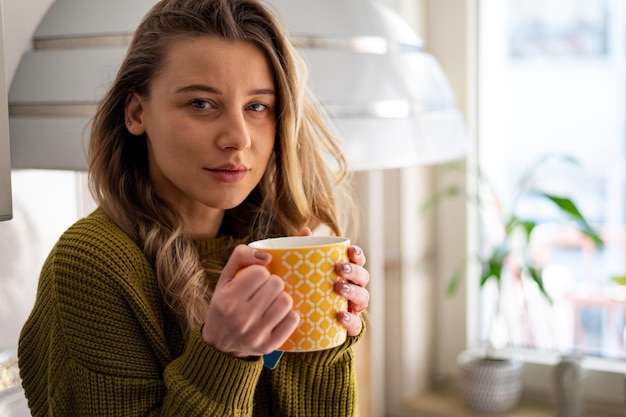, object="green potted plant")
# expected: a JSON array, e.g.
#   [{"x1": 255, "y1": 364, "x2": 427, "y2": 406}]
[{"x1": 424, "y1": 153, "x2": 604, "y2": 413}]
